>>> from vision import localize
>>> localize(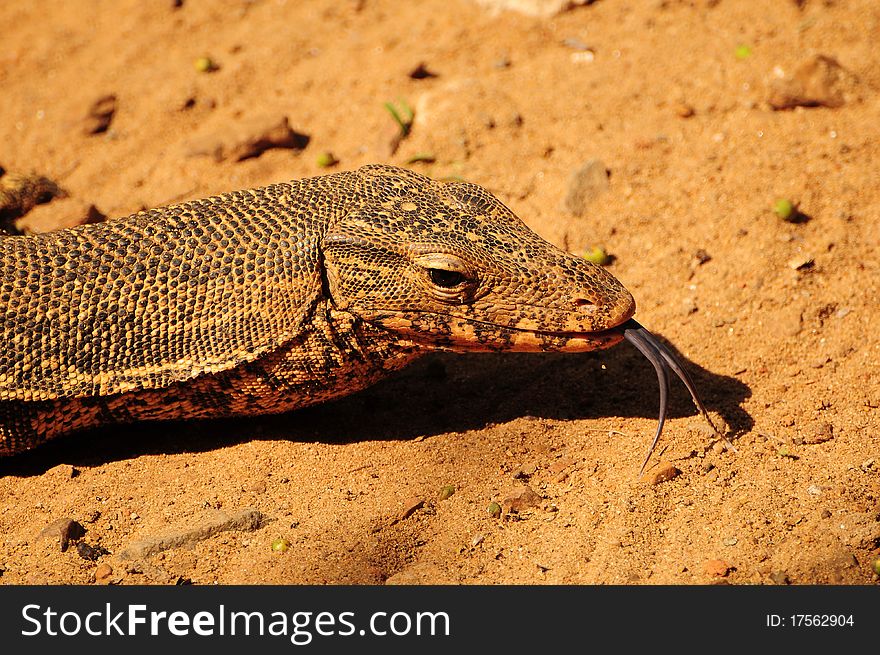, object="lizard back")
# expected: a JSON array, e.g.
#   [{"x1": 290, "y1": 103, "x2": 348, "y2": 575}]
[{"x1": 0, "y1": 171, "x2": 355, "y2": 402}]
